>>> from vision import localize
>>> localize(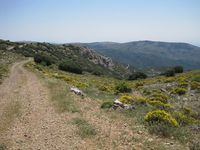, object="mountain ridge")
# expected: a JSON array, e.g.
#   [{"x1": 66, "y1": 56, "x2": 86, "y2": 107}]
[{"x1": 77, "y1": 41, "x2": 200, "y2": 70}]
